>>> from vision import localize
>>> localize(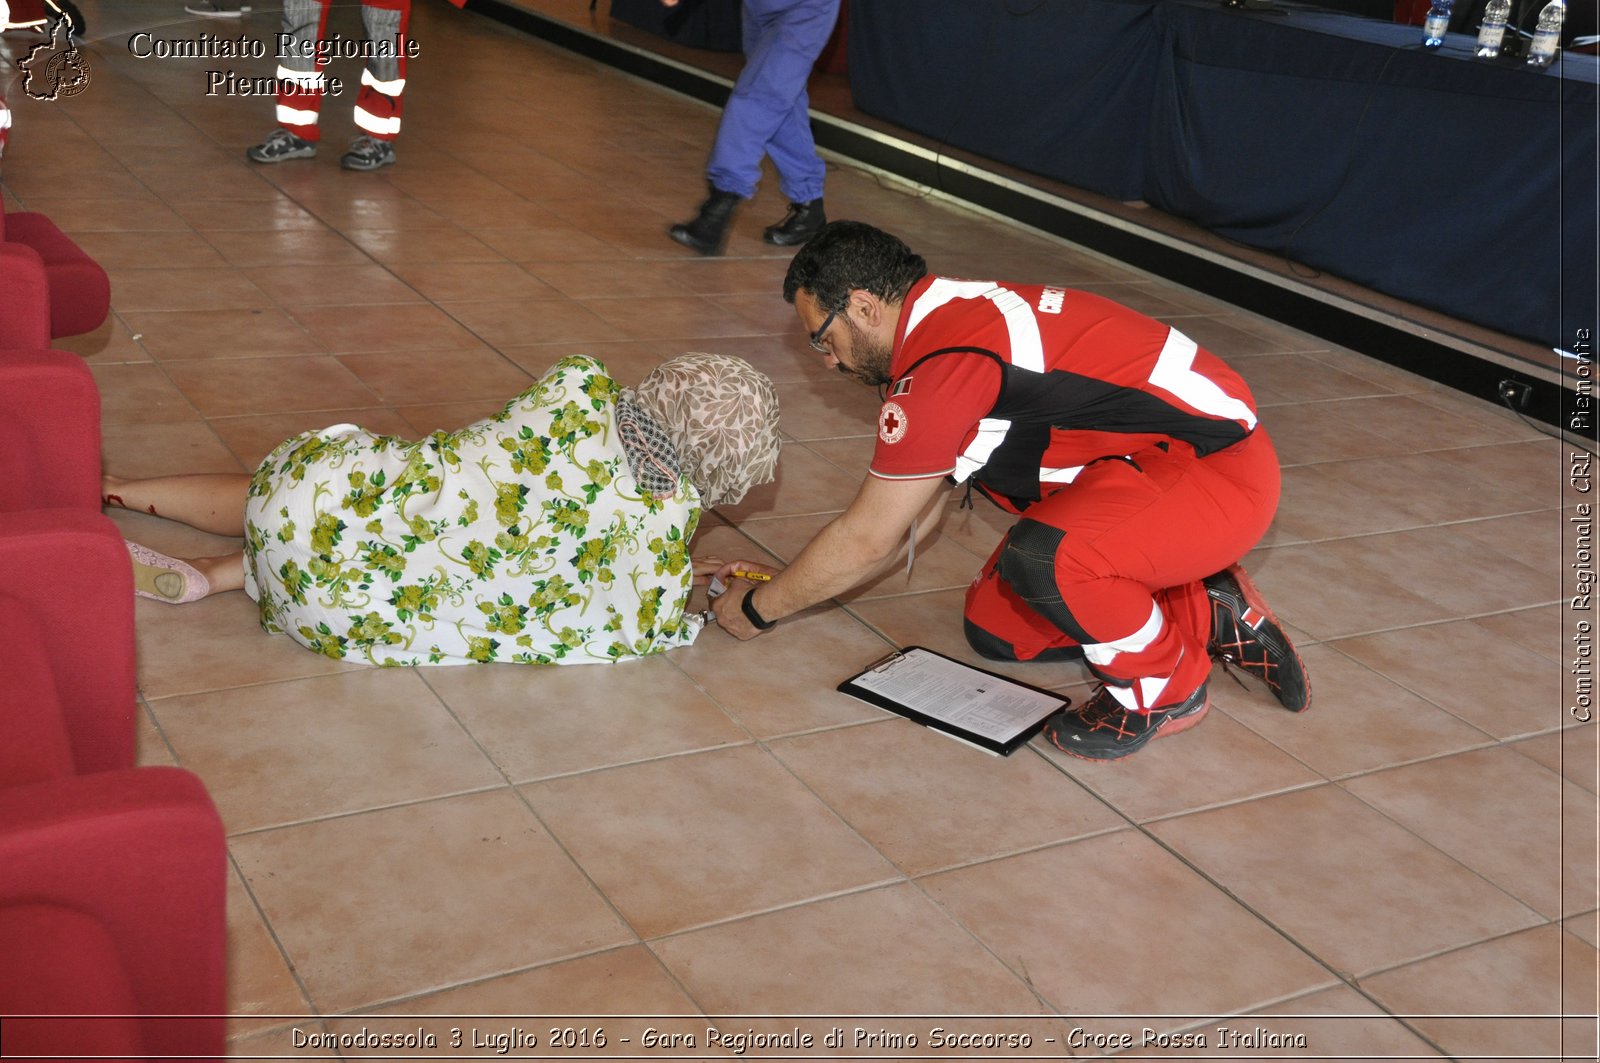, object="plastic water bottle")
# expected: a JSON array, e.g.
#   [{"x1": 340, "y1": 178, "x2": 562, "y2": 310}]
[
  {"x1": 1423, "y1": 0, "x2": 1453, "y2": 47},
  {"x1": 1526, "y1": 0, "x2": 1566, "y2": 66},
  {"x1": 1476, "y1": 0, "x2": 1512, "y2": 56}
]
